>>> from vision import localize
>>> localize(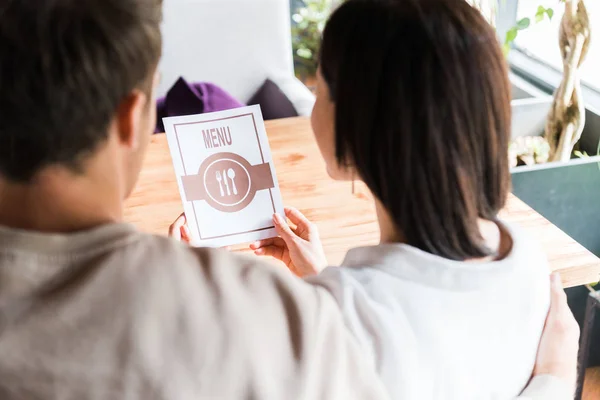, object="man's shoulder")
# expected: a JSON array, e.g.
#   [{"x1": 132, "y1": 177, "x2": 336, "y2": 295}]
[
  {"x1": 127, "y1": 233, "x2": 283, "y2": 277},
  {"x1": 119, "y1": 232, "x2": 319, "y2": 309}
]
